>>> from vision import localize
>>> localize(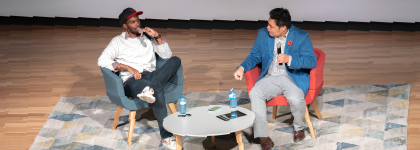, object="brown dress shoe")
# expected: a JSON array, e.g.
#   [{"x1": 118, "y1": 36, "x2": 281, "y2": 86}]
[
  {"x1": 293, "y1": 129, "x2": 305, "y2": 142},
  {"x1": 260, "y1": 137, "x2": 274, "y2": 150}
]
